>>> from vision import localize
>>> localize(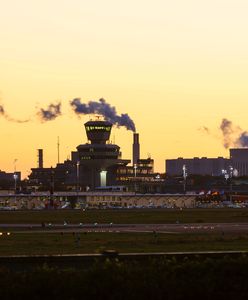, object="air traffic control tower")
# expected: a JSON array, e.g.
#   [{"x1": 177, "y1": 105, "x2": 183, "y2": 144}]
[{"x1": 76, "y1": 120, "x2": 130, "y2": 190}]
